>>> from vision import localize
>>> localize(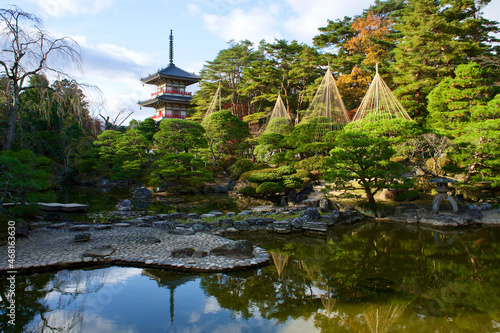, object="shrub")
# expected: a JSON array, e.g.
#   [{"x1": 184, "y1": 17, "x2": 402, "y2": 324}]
[
  {"x1": 239, "y1": 168, "x2": 275, "y2": 180},
  {"x1": 293, "y1": 170, "x2": 309, "y2": 179},
  {"x1": 218, "y1": 155, "x2": 237, "y2": 170},
  {"x1": 274, "y1": 165, "x2": 296, "y2": 176},
  {"x1": 455, "y1": 184, "x2": 483, "y2": 202},
  {"x1": 256, "y1": 182, "x2": 284, "y2": 195},
  {"x1": 228, "y1": 159, "x2": 254, "y2": 179},
  {"x1": 248, "y1": 172, "x2": 282, "y2": 183},
  {"x1": 78, "y1": 159, "x2": 96, "y2": 174},
  {"x1": 282, "y1": 176, "x2": 303, "y2": 190},
  {"x1": 239, "y1": 186, "x2": 257, "y2": 196},
  {"x1": 294, "y1": 155, "x2": 326, "y2": 172}
]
